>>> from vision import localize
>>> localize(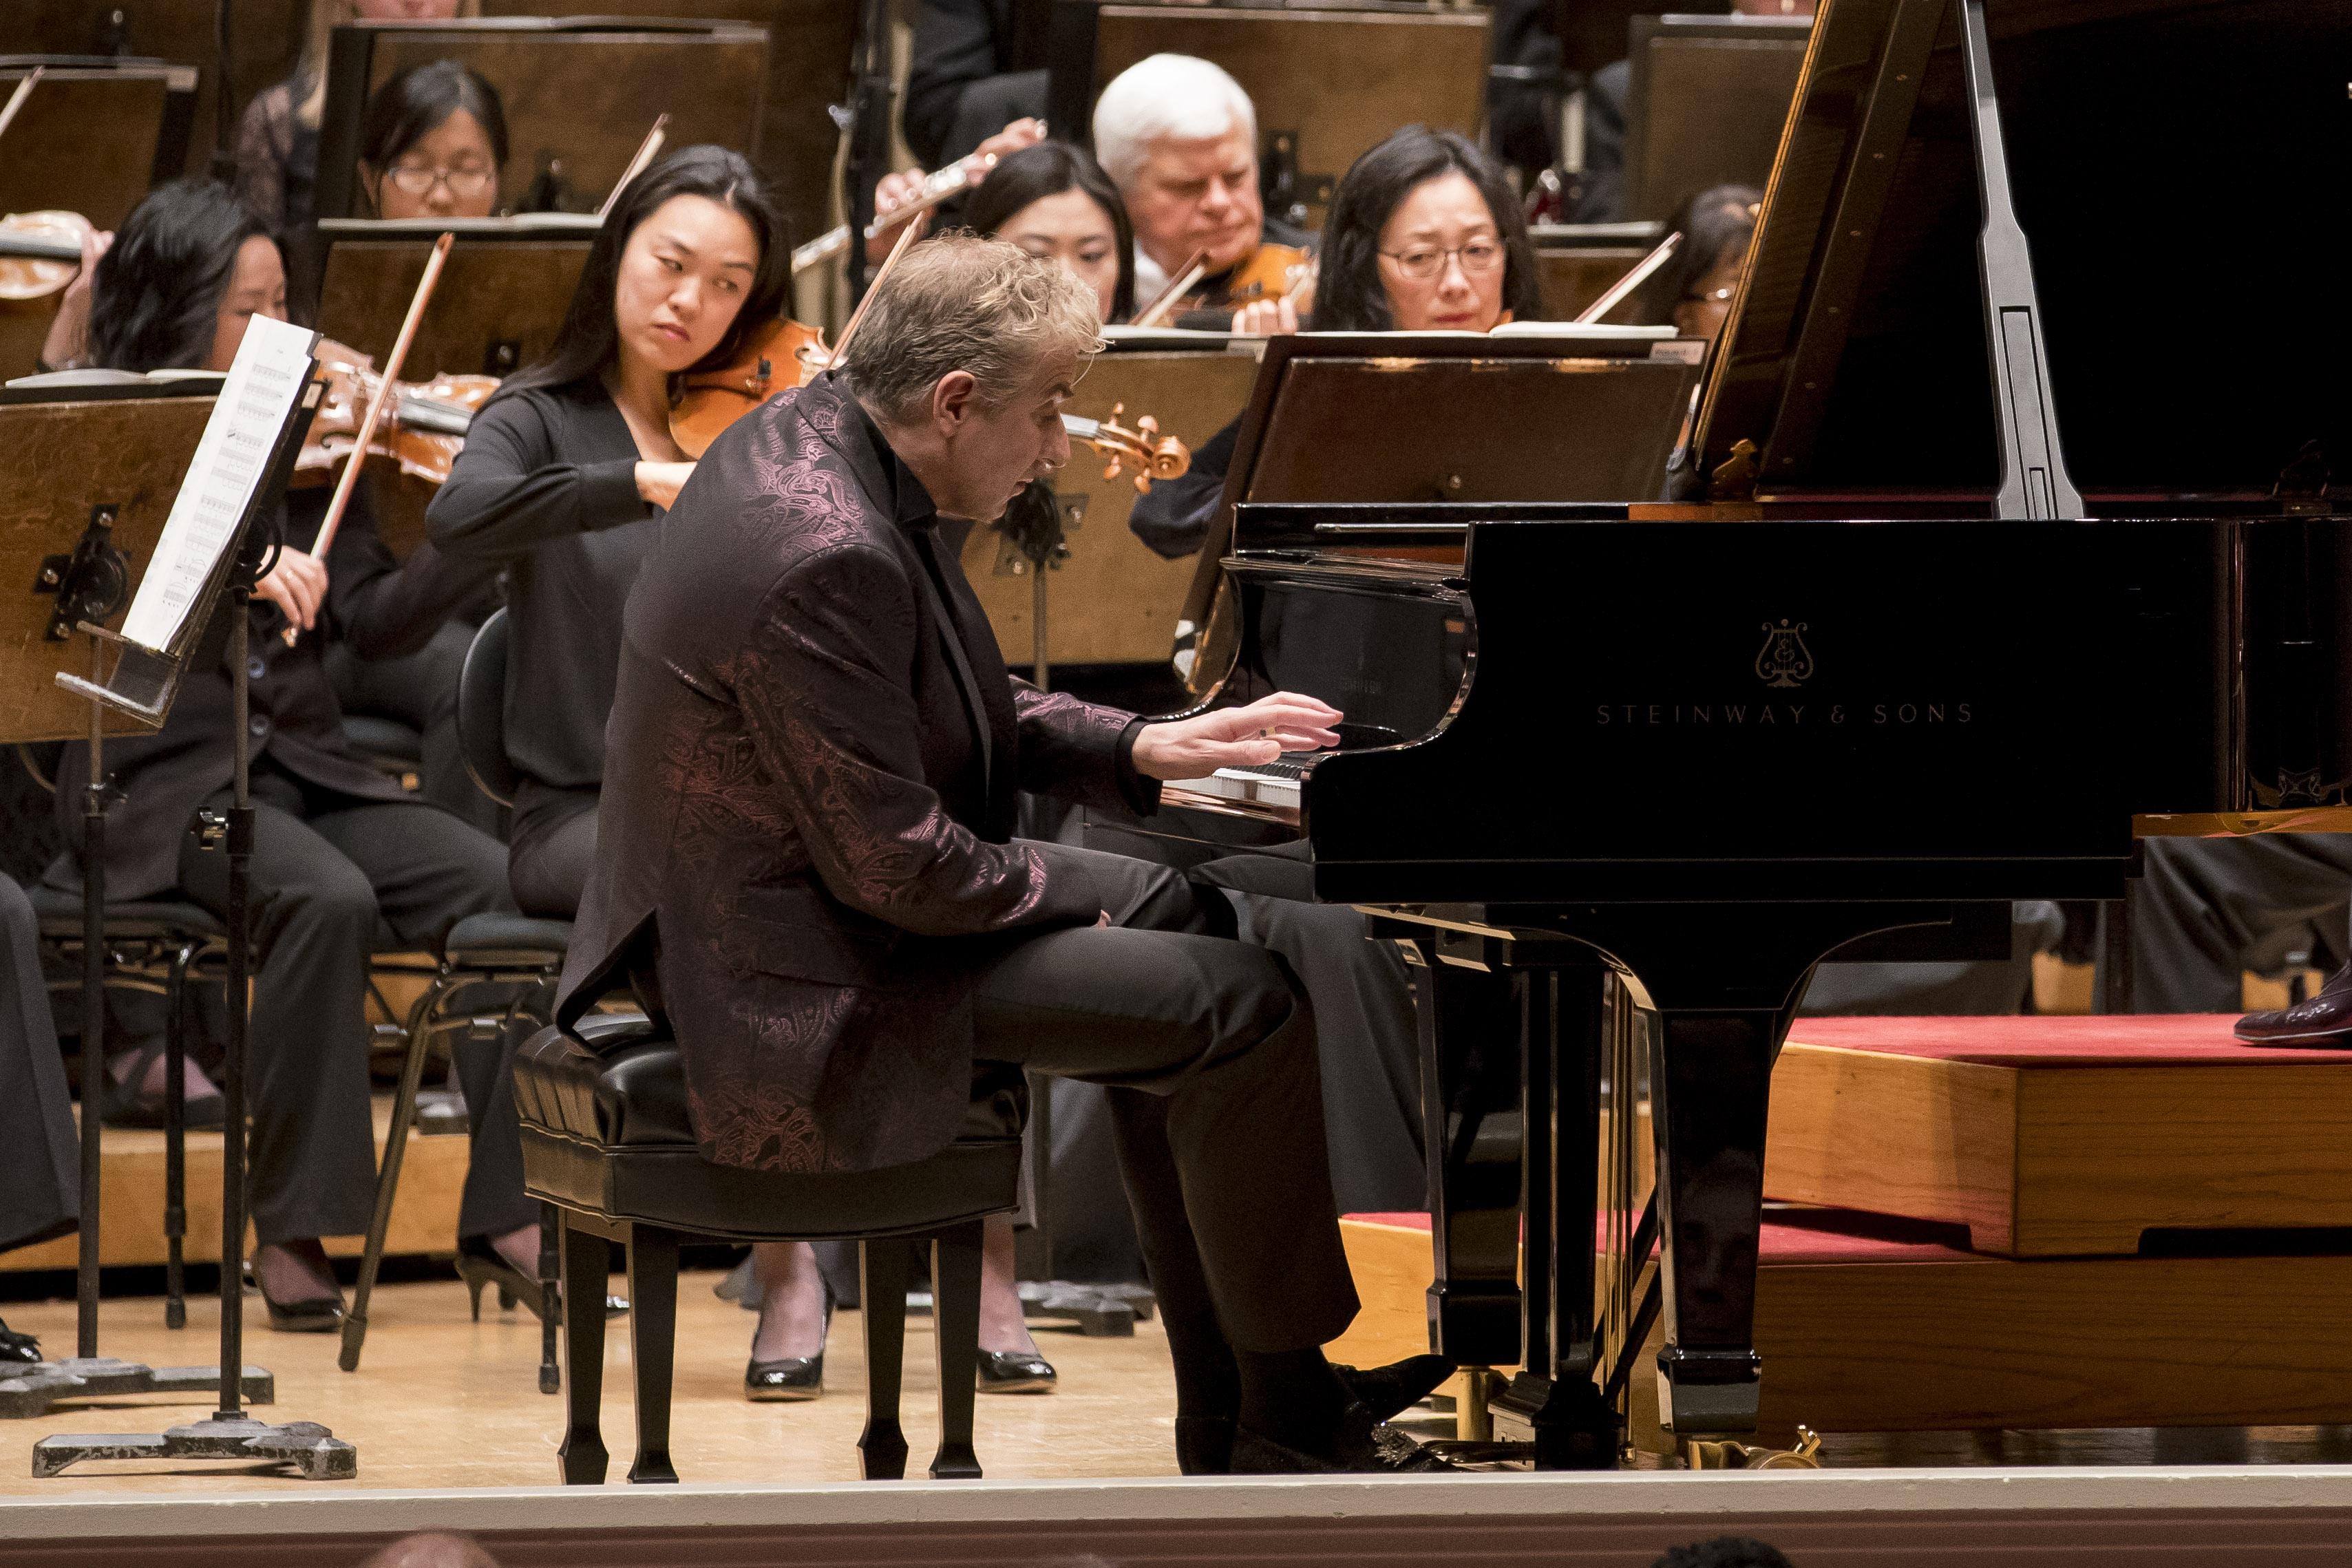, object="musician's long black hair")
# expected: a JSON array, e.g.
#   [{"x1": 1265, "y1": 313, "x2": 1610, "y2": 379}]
[
  {"x1": 1629, "y1": 184, "x2": 1762, "y2": 327},
  {"x1": 89, "y1": 179, "x2": 273, "y2": 372},
  {"x1": 959, "y1": 141, "x2": 1137, "y2": 323},
  {"x1": 1311, "y1": 126, "x2": 1540, "y2": 331},
  {"x1": 496, "y1": 145, "x2": 792, "y2": 403}
]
